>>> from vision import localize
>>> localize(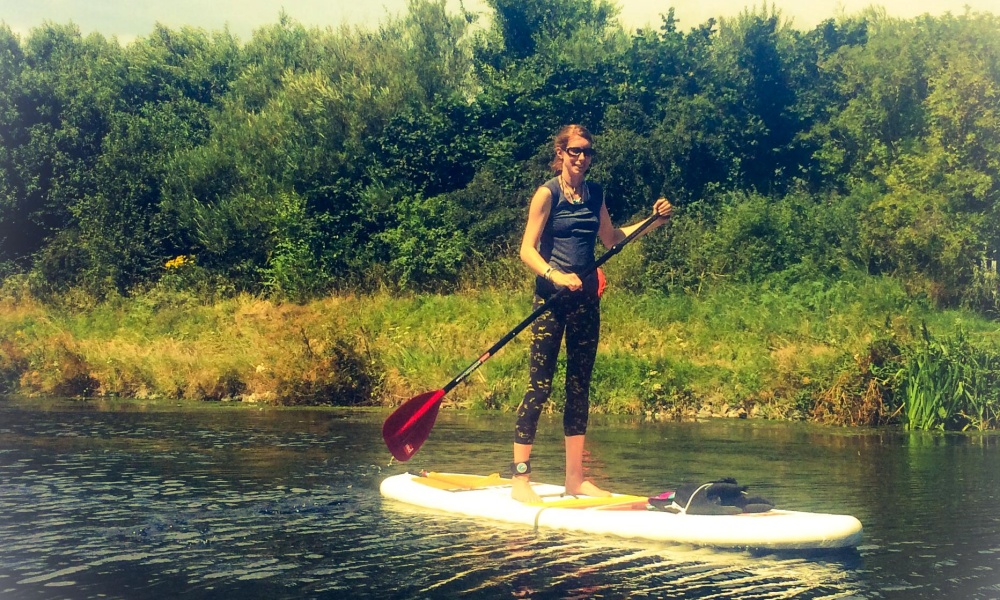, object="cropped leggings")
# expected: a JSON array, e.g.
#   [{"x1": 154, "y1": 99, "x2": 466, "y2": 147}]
[{"x1": 514, "y1": 292, "x2": 601, "y2": 445}]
